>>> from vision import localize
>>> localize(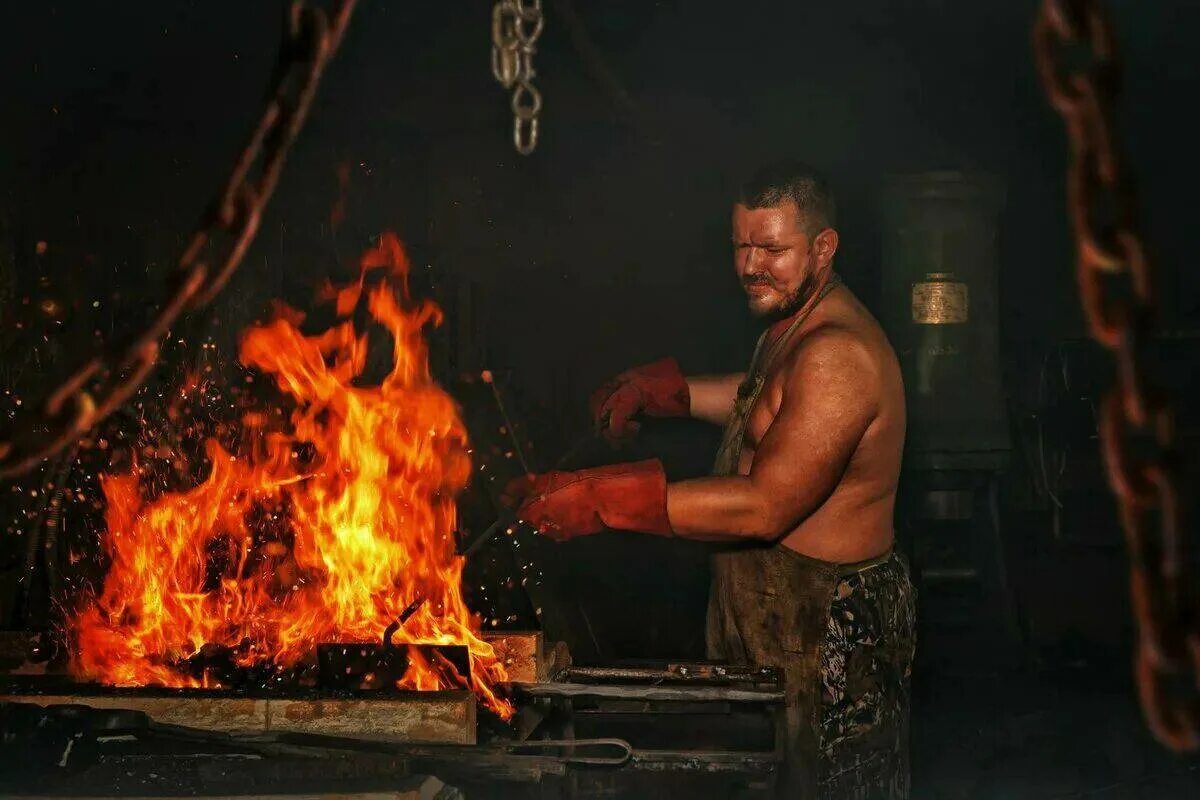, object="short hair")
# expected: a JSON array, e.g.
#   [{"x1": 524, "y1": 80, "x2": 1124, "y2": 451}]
[{"x1": 736, "y1": 160, "x2": 837, "y2": 235}]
